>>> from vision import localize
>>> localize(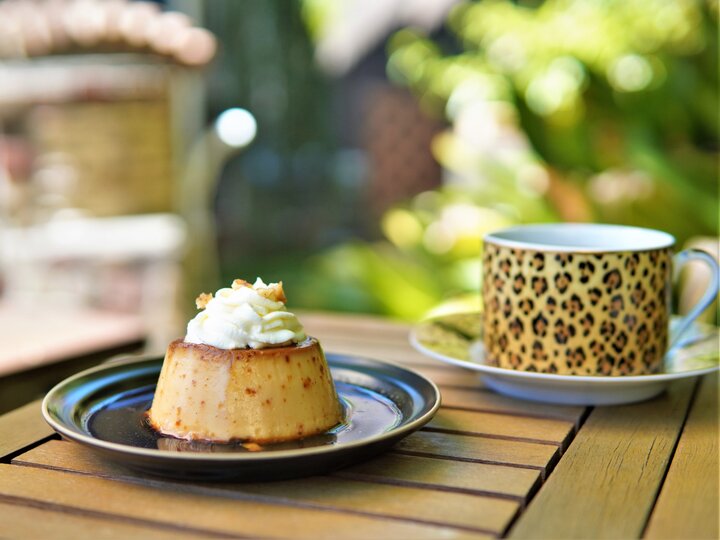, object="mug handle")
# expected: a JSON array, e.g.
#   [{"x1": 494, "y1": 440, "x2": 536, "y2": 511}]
[{"x1": 670, "y1": 248, "x2": 720, "y2": 349}]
